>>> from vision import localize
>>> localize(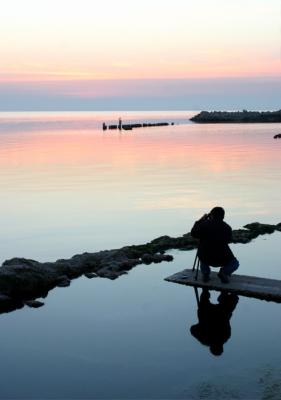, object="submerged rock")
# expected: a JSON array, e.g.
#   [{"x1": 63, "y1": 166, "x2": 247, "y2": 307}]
[
  {"x1": 141, "y1": 253, "x2": 173, "y2": 264},
  {"x1": 0, "y1": 221, "x2": 280, "y2": 313},
  {"x1": 25, "y1": 300, "x2": 44, "y2": 308},
  {"x1": 84, "y1": 272, "x2": 98, "y2": 279},
  {"x1": 243, "y1": 222, "x2": 276, "y2": 235},
  {"x1": 57, "y1": 277, "x2": 71, "y2": 287}
]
